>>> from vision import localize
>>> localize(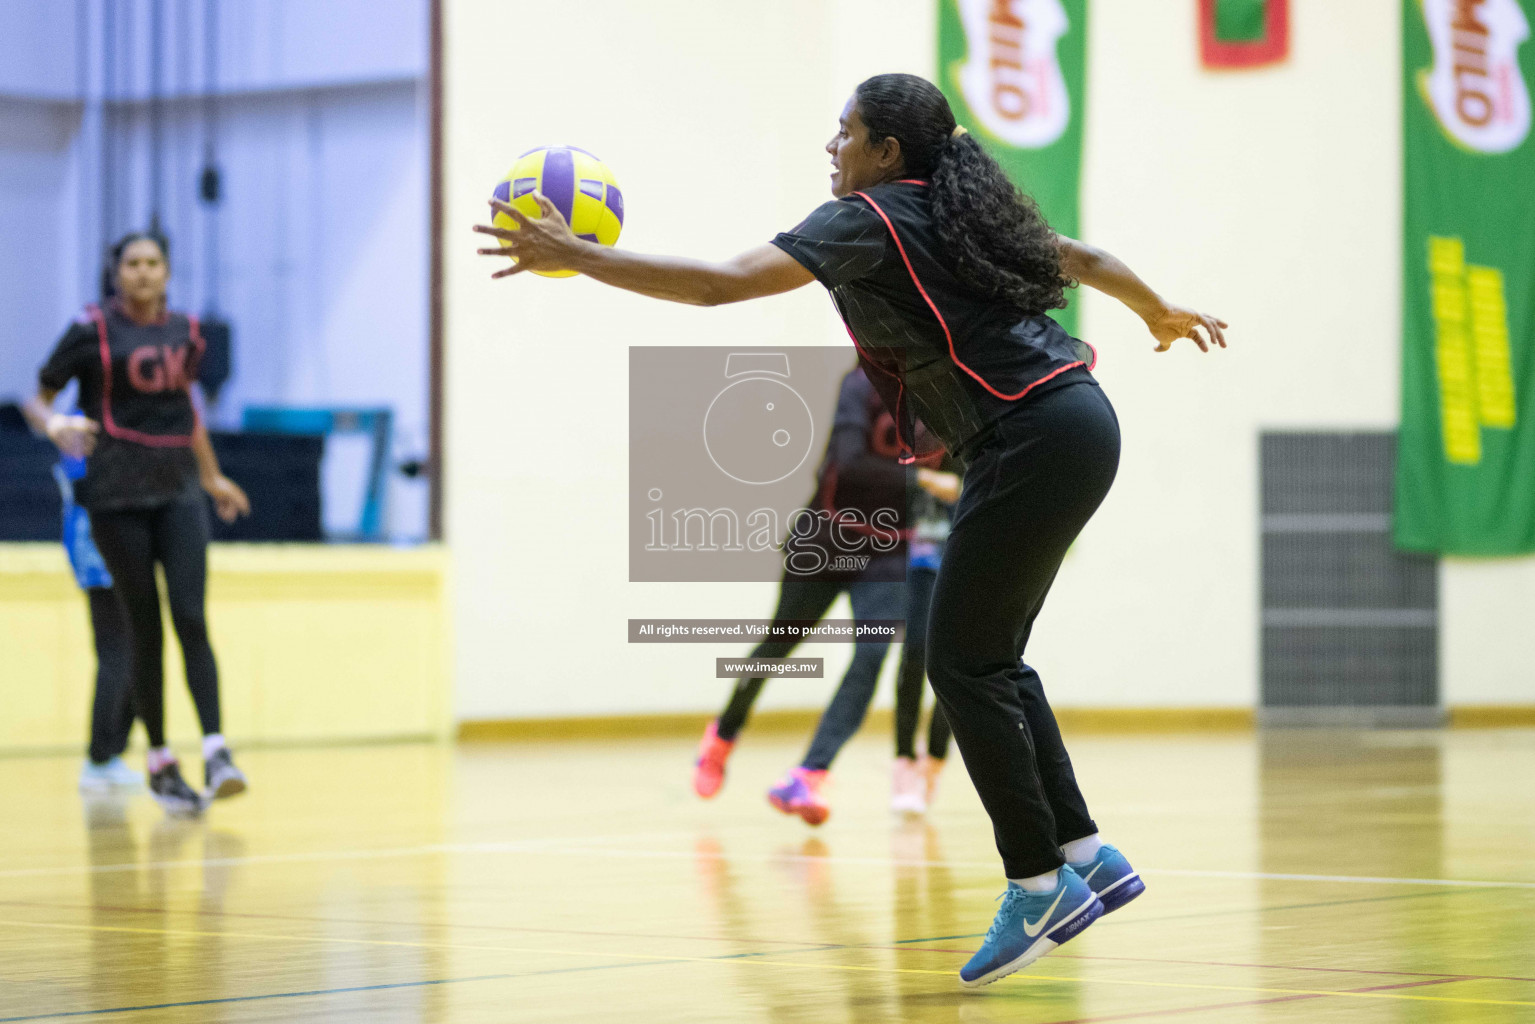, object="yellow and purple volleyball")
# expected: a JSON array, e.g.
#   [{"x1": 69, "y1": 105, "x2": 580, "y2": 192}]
[{"x1": 491, "y1": 146, "x2": 624, "y2": 279}]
